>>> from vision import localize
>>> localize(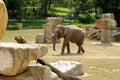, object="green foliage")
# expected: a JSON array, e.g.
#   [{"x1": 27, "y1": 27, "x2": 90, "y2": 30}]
[
  {"x1": 49, "y1": 6, "x2": 71, "y2": 16},
  {"x1": 51, "y1": 0, "x2": 73, "y2": 8},
  {"x1": 93, "y1": 0, "x2": 120, "y2": 27},
  {"x1": 78, "y1": 14, "x2": 95, "y2": 23},
  {"x1": 72, "y1": 0, "x2": 94, "y2": 18},
  {"x1": 5, "y1": 0, "x2": 25, "y2": 20},
  {"x1": 95, "y1": 13, "x2": 102, "y2": 19},
  {"x1": 4, "y1": 0, "x2": 74, "y2": 20},
  {"x1": 4, "y1": 0, "x2": 120, "y2": 27}
]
